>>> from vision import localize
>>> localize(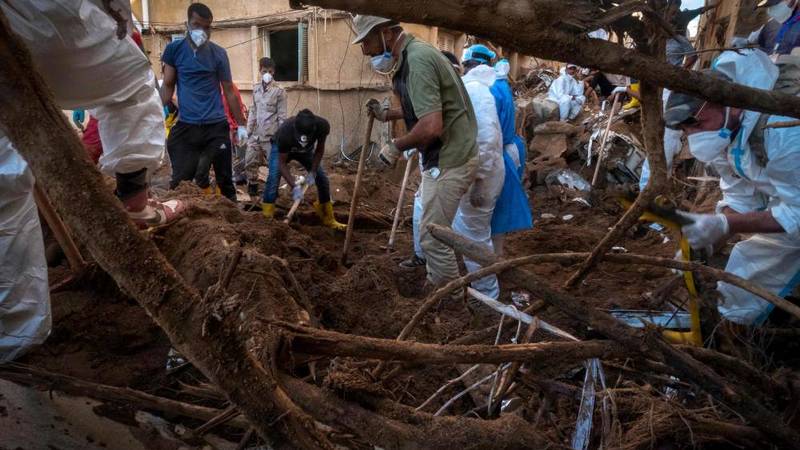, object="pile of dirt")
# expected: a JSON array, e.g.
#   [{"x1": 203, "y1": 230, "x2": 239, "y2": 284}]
[{"x1": 20, "y1": 160, "x2": 733, "y2": 448}]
